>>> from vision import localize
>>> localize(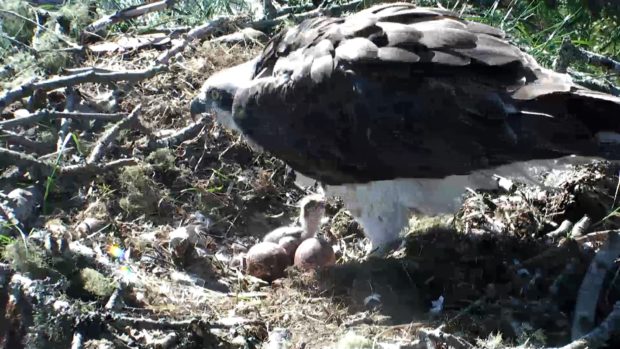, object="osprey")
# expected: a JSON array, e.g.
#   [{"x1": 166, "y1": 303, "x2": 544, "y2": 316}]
[{"x1": 191, "y1": 3, "x2": 620, "y2": 256}]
